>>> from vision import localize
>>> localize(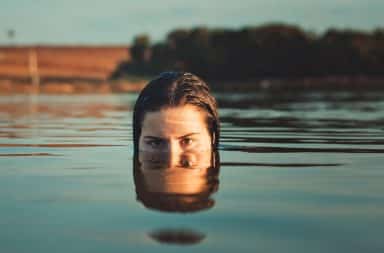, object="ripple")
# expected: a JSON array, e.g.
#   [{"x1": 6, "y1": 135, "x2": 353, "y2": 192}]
[
  {"x1": 0, "y1": 153, "x2": 58, "y2": 157},
  {"x1": 221, "y1": 145, "x2": 384, "y2": 153},
  {"x1": 221, "y1": 128, "x2": 384, "y2": 136},
  {"x1": 221, "y1": 162, "x2": 343, "y2": 167},
  {"x1": 221, "y1": 116, "x2": 384, "y2": 130},
  {"x1": 0, "y1": 143, "x2": 124, "y2": 148},
  {"x1": 77, "y1": 127, "x2": 129, "y2": 132},
  {"x1": 220, "y1": 136, "x2": 384, "y2": 145},
  {"x1": 65, "y1": 167, "x2": 96, "y2": 170}
]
